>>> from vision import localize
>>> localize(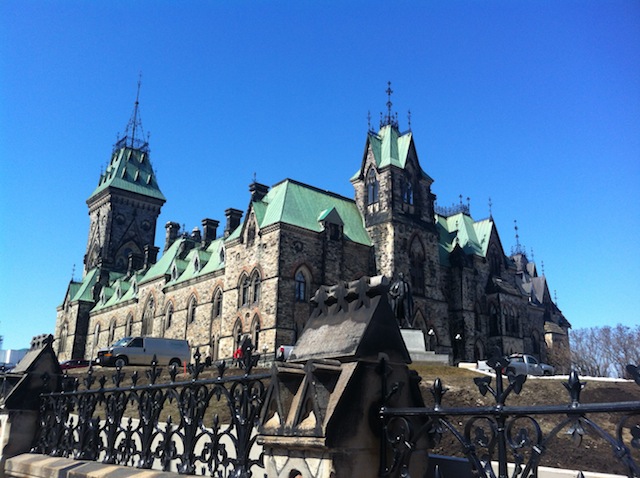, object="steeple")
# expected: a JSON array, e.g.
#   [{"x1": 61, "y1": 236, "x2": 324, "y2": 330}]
[
  {"x1": 114, "y1": 74, "x2": 149, "y2": 153},
  {"x1": 83, "y1": 80, "x2": 165, "y2": 275}
]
